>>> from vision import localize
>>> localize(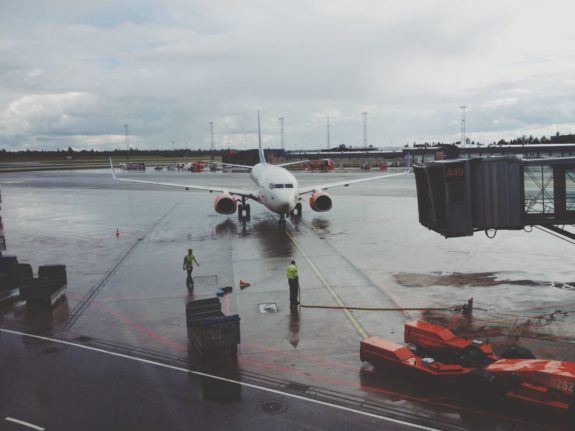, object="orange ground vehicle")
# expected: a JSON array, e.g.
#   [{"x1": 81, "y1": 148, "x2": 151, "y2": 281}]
[
  {"x1": 404, "y1": 320, "x2": 497, "y2": 366},
  {"x1": 188, "y1": 161, "x2": 209, "y2": 172},
  {"x1": 360, "y1": 337, "x2": 474, "y2": 383},
  {"x1": 361, "y1": 321, "x2": 575, "y2": 414},
  {"x1": 306, "y1": 159, "x2": 335, "y2": 172},
  {"x1": 485, "y1": 359, "x2": 575, "y2": 412}
]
